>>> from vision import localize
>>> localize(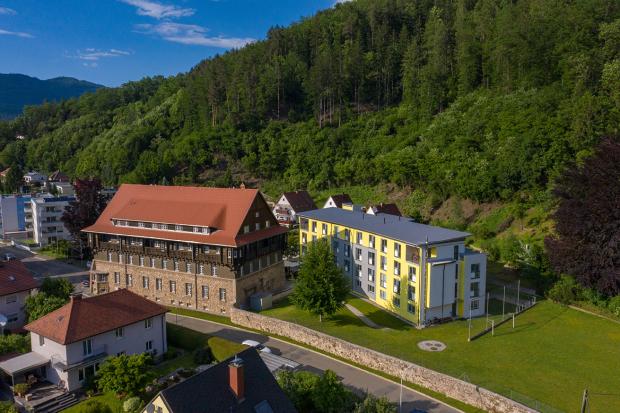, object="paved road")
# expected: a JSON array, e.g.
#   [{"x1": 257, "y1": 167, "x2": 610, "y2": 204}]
[{"x1": 167, "y1": 313, "x2": 460, "y2": 413}]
